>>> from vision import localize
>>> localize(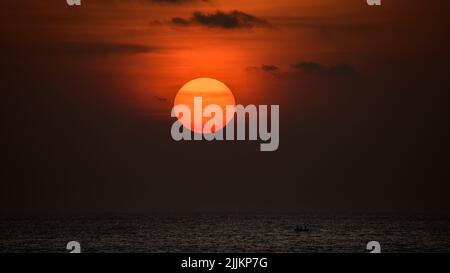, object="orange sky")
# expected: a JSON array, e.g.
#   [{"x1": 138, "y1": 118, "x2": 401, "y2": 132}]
[
  {"x1": 2, "y1": 0, "x2": 450, "y2": 214},
  {"x1": 2, "y1": 0, "x2": 449, "y2": 119}
]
